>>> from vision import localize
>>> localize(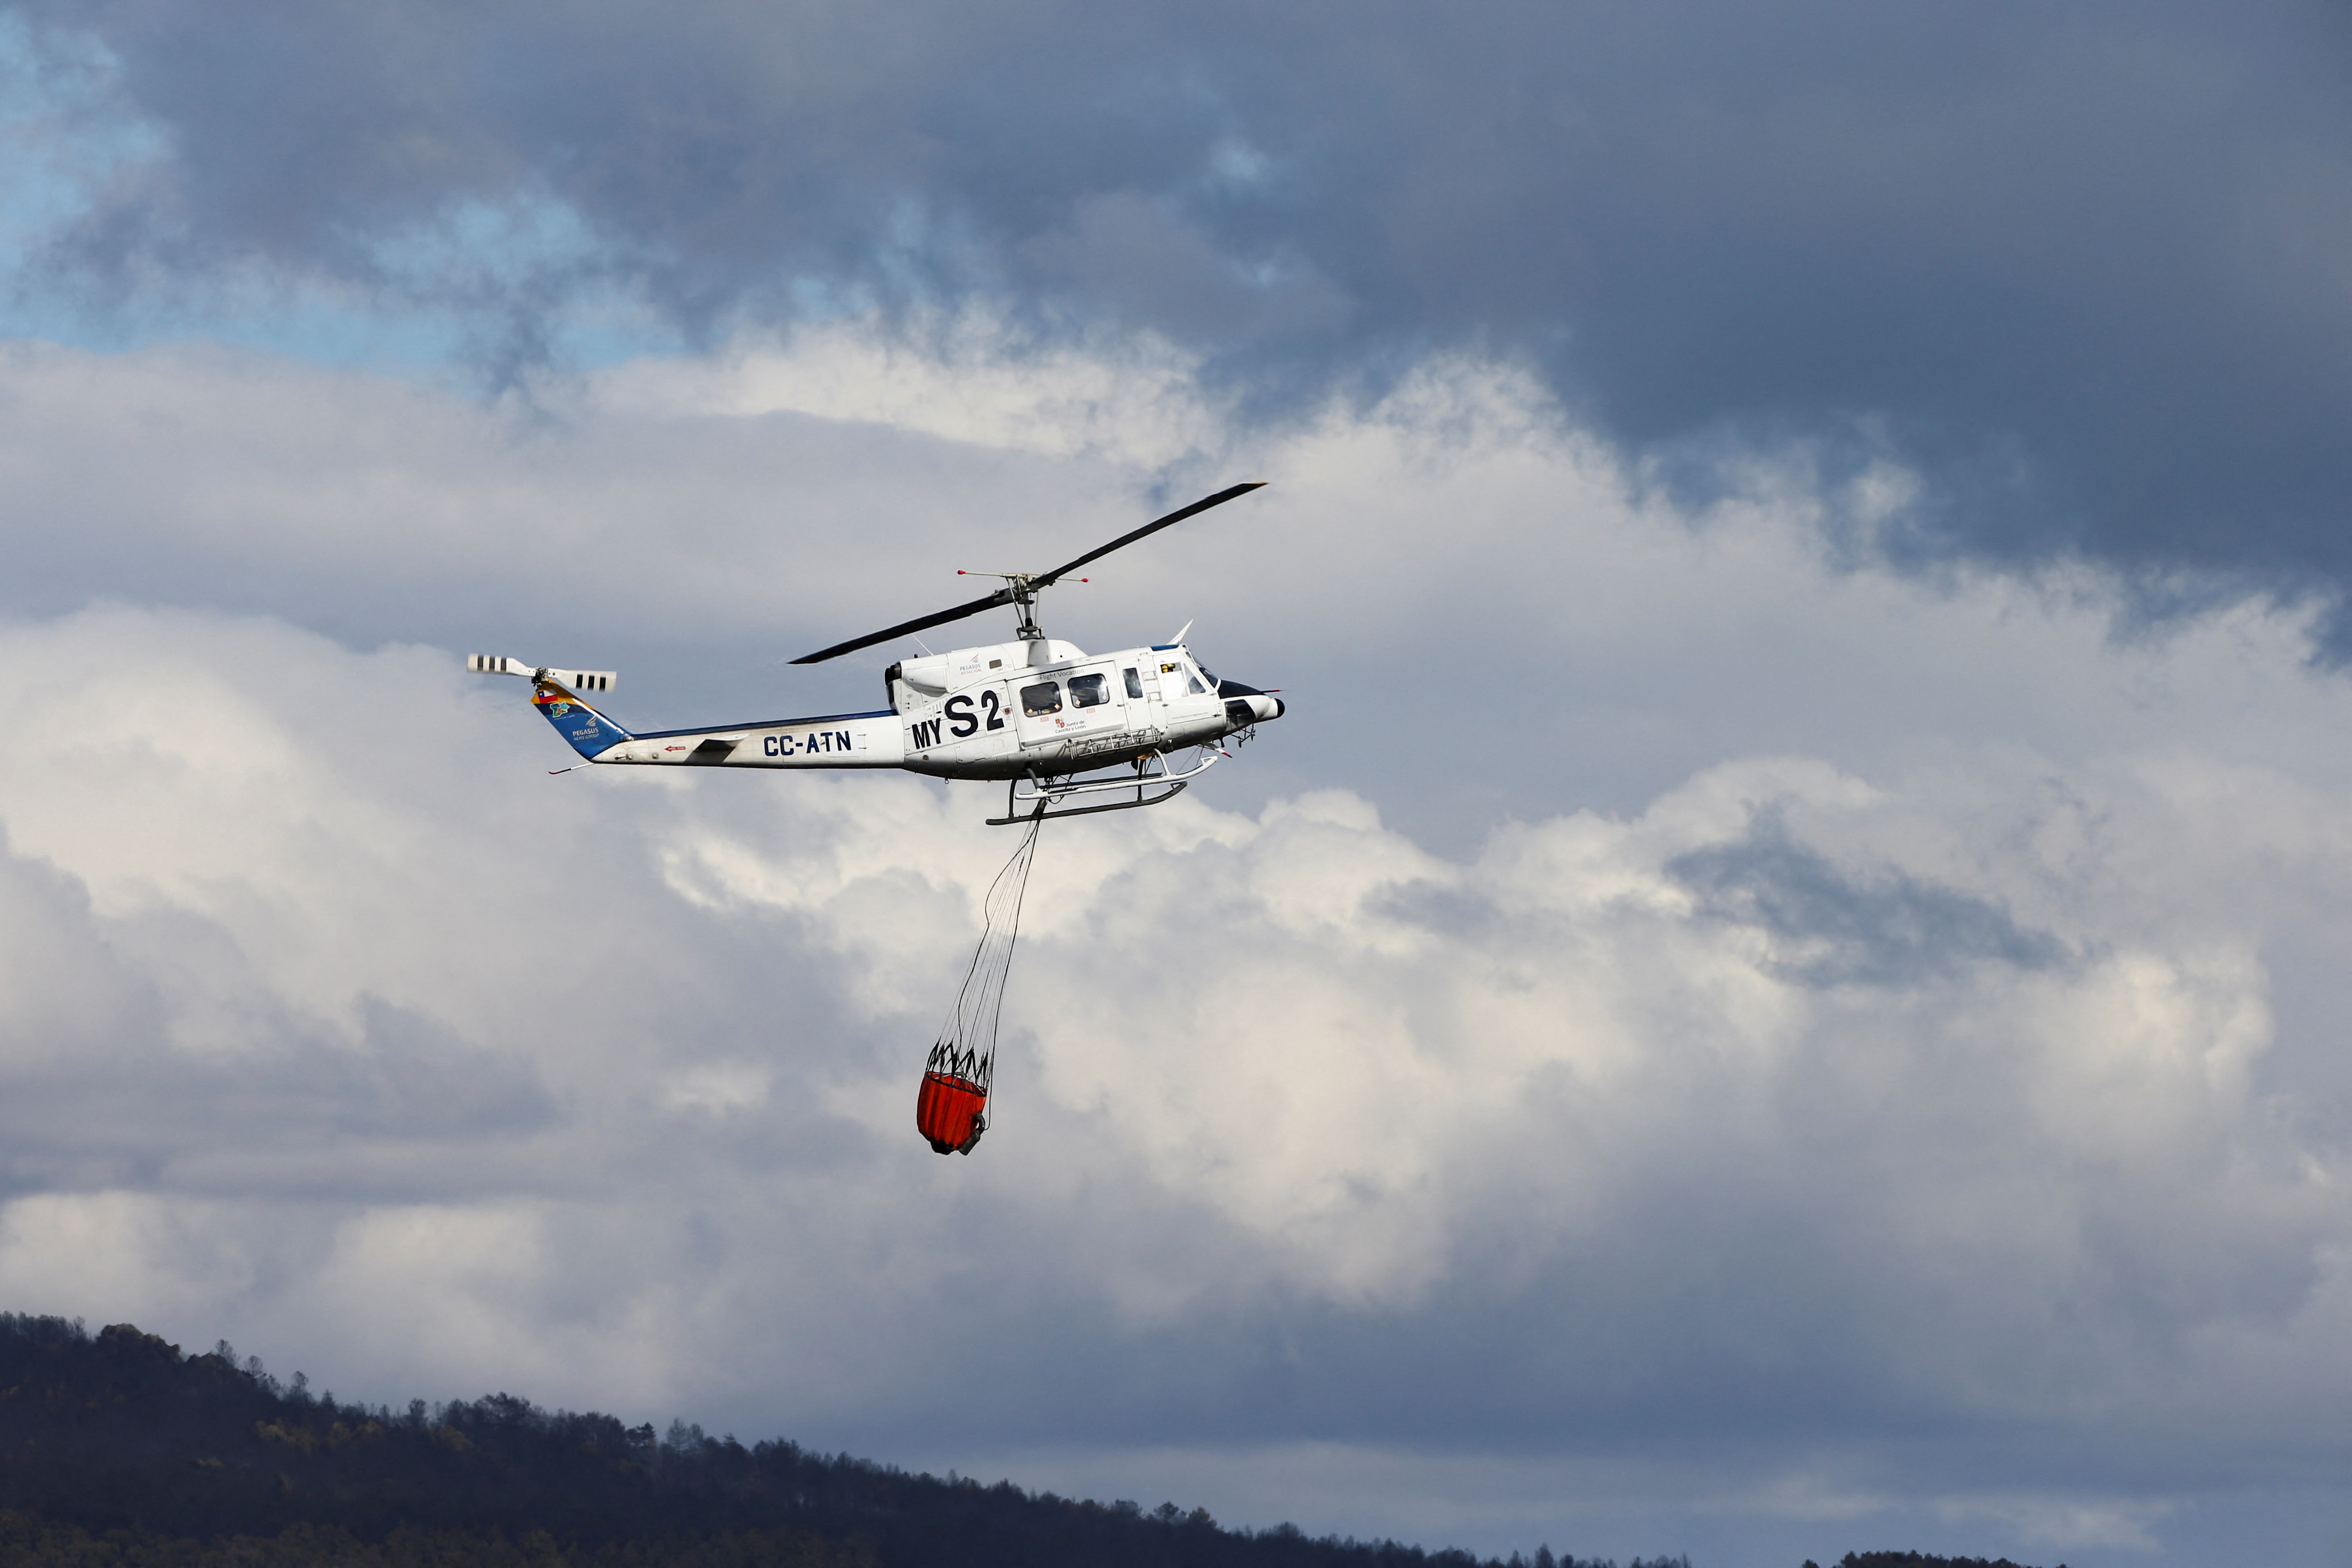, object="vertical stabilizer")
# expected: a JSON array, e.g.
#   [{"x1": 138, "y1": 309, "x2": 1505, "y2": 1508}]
[{"x1": 532, "y1": 679, "x2": 633, "y2": 759}]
